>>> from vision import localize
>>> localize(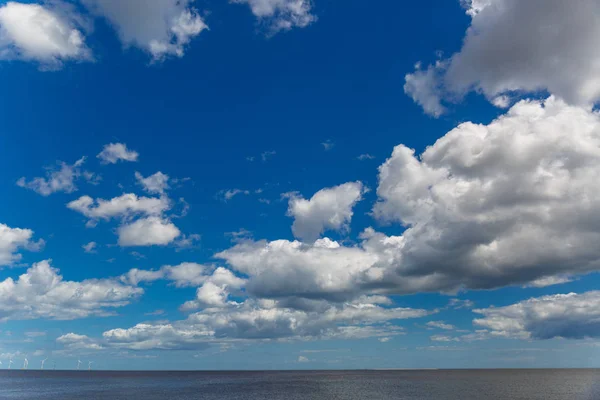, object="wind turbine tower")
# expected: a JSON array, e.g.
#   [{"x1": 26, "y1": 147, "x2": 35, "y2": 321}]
[
  {"x1": 88, "y1": 361, "x2": 93, "y2": 371},
  {"x1": 22, "y1": 356, "x2": 28, "y2": 370},
  {"x1": 77, "y1": 359, "x2": 82, "y2": 370},
  {"x1": 41, "y1": 358, "x2": 47, "y2": 370},
  {"x1": 8, "y1": 358, "x2": 13, "y2": 369}
]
